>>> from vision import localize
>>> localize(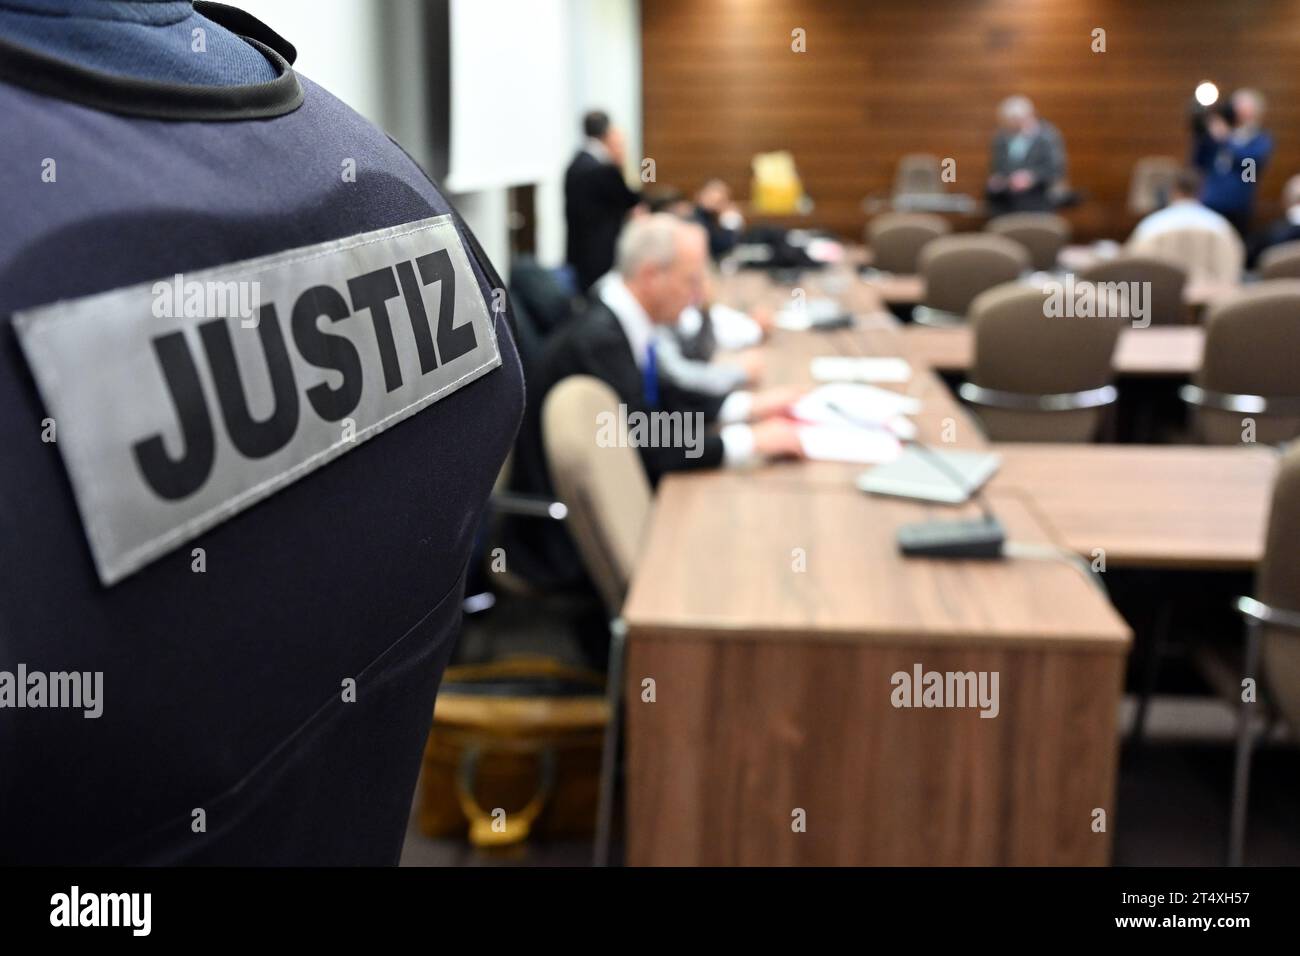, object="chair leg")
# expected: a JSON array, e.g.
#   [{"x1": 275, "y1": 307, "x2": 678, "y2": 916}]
[
  {"x1": 593, "y1": 618, "x2": 627, "y2": 867},
  {"x1": 1228, "y1": 620, "x2": 1262, "y2": 867},
  {"x1": 1130, "y1": 600, "x2": 1172, "y2": 744}
]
